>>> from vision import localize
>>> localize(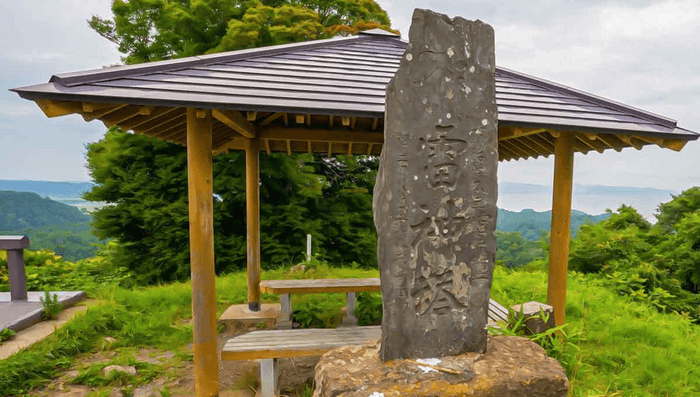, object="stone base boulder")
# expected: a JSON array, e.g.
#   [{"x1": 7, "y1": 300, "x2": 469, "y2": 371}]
[{"x1": 314, "y1": 336, "x2": 568, "y2": 397}]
